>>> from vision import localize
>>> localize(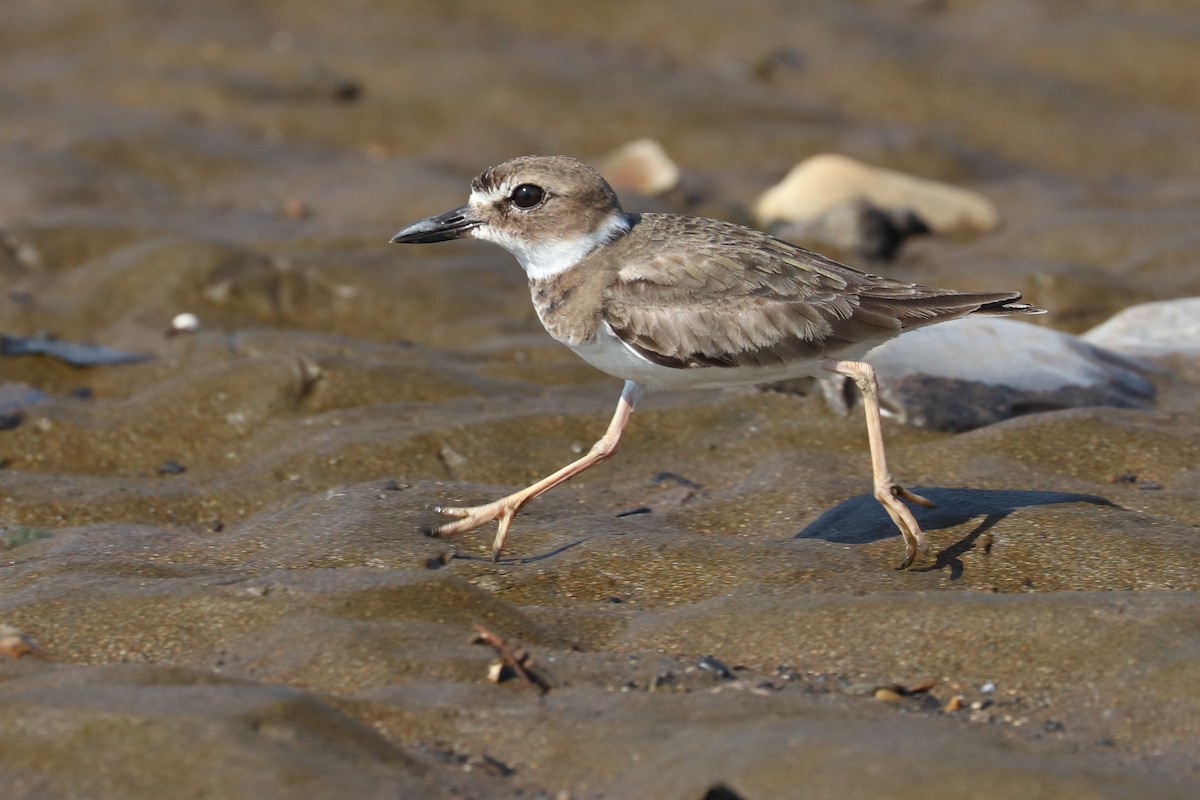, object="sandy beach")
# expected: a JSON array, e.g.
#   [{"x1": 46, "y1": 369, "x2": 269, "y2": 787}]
[{"x1": 2, "y1": 2, "x2": 1199, "y2": 797}]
